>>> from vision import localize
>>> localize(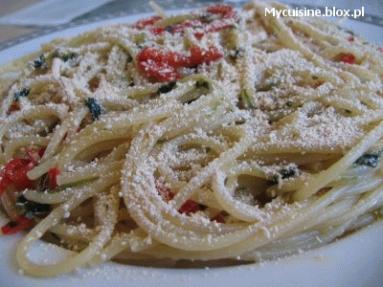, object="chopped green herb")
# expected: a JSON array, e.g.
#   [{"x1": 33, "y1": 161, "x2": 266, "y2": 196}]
[
  {"x1": 185, "y1": 96, "x2": 199, "y2": 104},
  {"x1": 270, "y1": 166, "x2": 298, "y2": 184},
  {"x1": 62, "y1": 52, "x2": 77, "y2": 62},
  {"x1": 85, "y1": 97, "x2": 103, "y2": 120},
  {"x1": 14, "y1": 88, "x2": 30, "y2": 101},
  {"x1": 53, "y1": 50, "x2": 78, "y2": 62},
  {"x1": 355, "y1": 153, "x2": 380, "y2": 168},
  {"x1": 312, "y1": 75, "x2": 319, "y2": 80},
  {"x1": 157, "y1": 81, "x2": 177, "y2": 94},
  {"x1": 16, "y1": 196, "x2": 50, "y2": 218},
  {"x1": 33, "y1": 54, "x2": 47, "y2": 69},
  {"x1": 133, "y1": 33, "x2": 146, "y2": 46},
  {"x1": 195, "y1": 80, "x2": 210, "y2": 90},
  {"x1": 280, "y1": 167, "x2": 298, "y2": 179},
  {"x1": 239, "y1": 89, "x2": 254, "y2": 109},
  {"x1": 286, "y1": 101, "x2": 294, "y2": 108},
  {"x1": 256, "y1": 83, "x2": 275, "y2": 92},
  {"x1": 229, "y1": 48, "x2": 244, "y2": 60},
  {"x1": 126, "y1": 53, "x2": 133, "y2": 63},
  {"x1": 344, "y1": 109, "x2": 352, "y2": 114}
]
